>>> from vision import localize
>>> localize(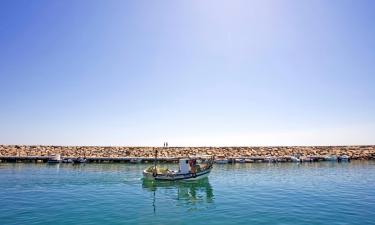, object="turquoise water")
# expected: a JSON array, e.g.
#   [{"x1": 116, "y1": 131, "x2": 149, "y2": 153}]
[{"x1": 1, "y1": 162, "x2": 375, "y2": 225}]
